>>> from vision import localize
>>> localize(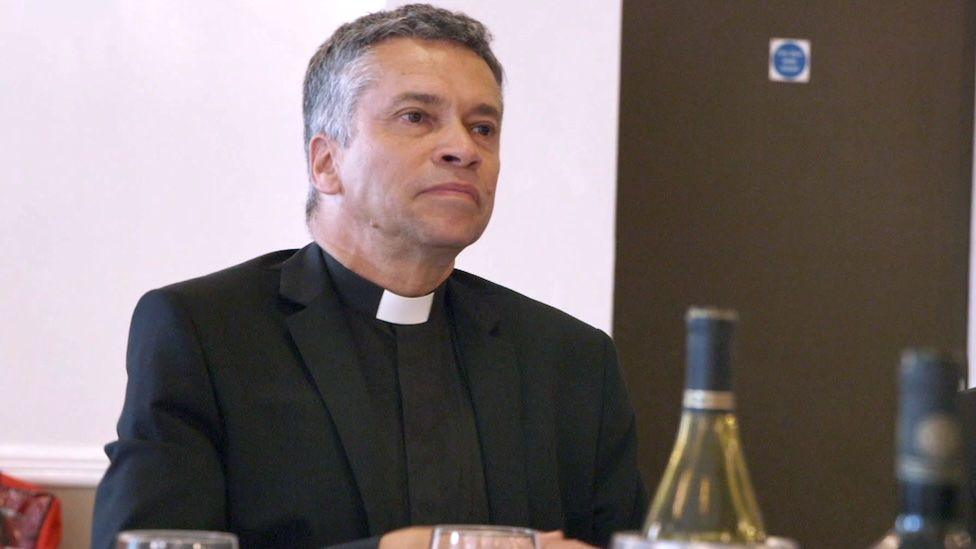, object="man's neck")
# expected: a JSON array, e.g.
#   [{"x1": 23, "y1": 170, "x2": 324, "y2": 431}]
[{"x1": 313, "y1": 234, "x2": 457, "y2": 298}]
